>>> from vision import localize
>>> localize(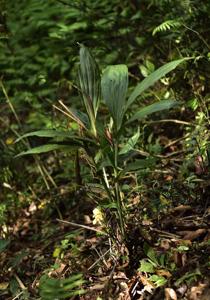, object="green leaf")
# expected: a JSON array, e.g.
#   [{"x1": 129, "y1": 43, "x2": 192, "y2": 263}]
[
  {"x1": 140, "y1": 65, "x2": 150, "y2": 78},
  {"x1": 127, "y1": 100, "x2": 180, "y2": 123},
  {"x1": 101, "y1": 64, "x2": 128, "y2": 131},
  {"x1": 15, "y1": 130, "x2": 94, "y2": 144},
  {"x1": 149, "y1": 275, "x2": 167, "y2": 287},
  {"x1": 126, "y1": 58, "x2": 190, "y2": 110},
  {"x1": 139, "y1": 260, "x2": 155, "y2": 273},
  {"x1": 122, "y1": 157, "x2": 156, "y2": 173},
  {"x1": 177, "y1": 245, "x2": 189, "y2": 252},
  {"x1": 16, "y1": 144, "x2": 77, "y2": 157},
  {"x1": 146, "y1": 60, "x2": 155, "y2": 72},
  {"x1": 16, "y1": 130, "x2": 73, "y2": 141},
  {"x1": 119, "y1": 130, "x2": 140, "y2": 155},
  {"x1": 187, "y1": 98, "x2": 198, "y2": 111},
  {"x1": 68, "y1": 21, "x2": 87, "y2": 31},
  {"x1": 79, "y1": 44, "x2": 101, "y2": 133},
  {"x1": 159, "y1": 254, "x2": 166, "y2": 267},
  {"x1": 140, "y1": 60, "x2": 155, "y2": 77},
  {"x1": 175, "y1": 269, "x2": 201, "y2": 286},
  {"x1": 9, "y1": 250, "x2": 29, "y2": 268},
  {"x1": 0, "y1": 239, "x2": 10, "y2": 253},
  {"x1": 39, "y1": 274, "x2": 86, "y2": 300},
  {"x1": 146, "y1": 246, "x2": 159, "y2": 266}
]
